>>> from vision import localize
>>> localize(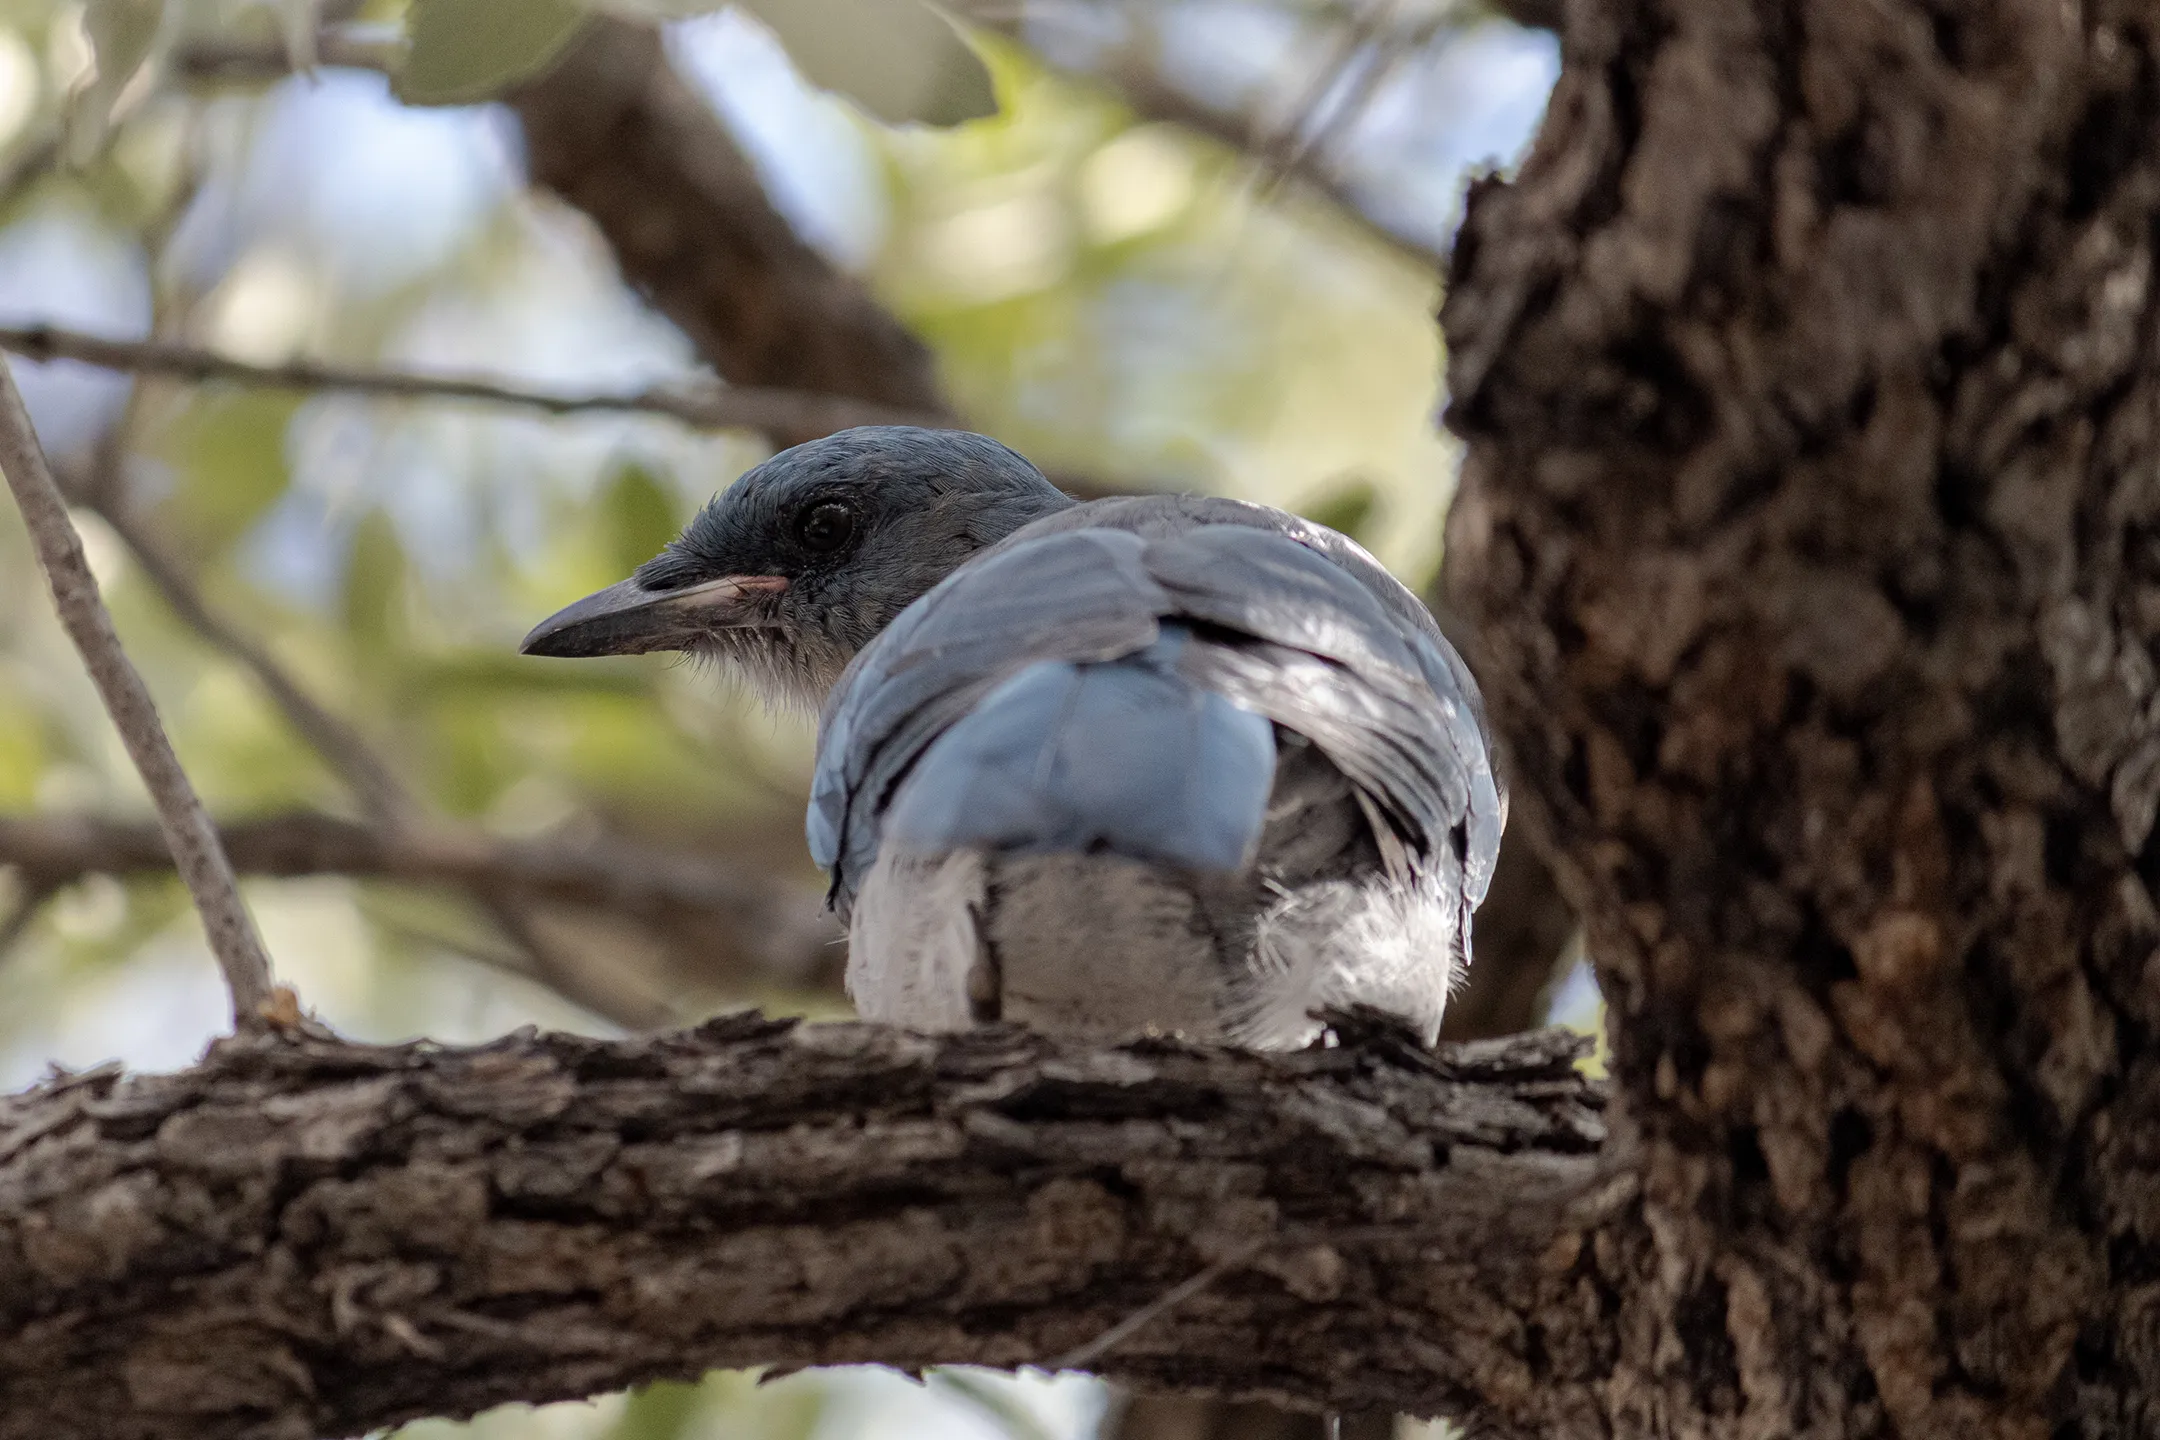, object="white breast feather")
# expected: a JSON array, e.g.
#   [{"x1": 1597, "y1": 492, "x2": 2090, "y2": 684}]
[
  {"x1": 1235, "y1": 872, "x2": 1465, "y2": 1049},
  {"x1": 846, "y1": 848, "x2": 984, "y2": 1031}
]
